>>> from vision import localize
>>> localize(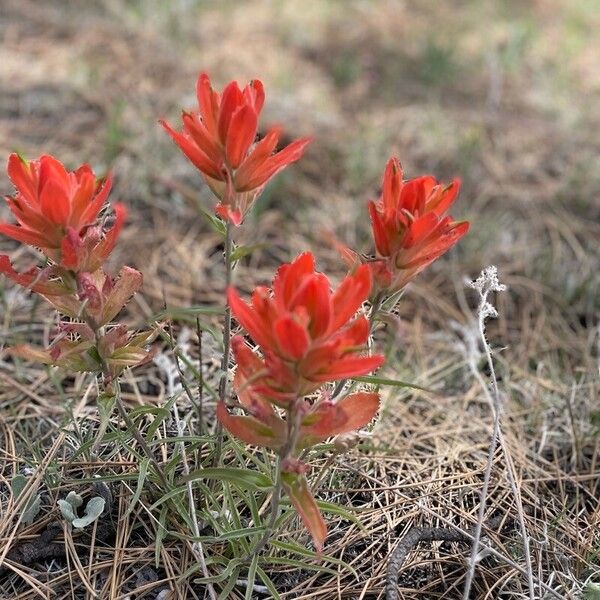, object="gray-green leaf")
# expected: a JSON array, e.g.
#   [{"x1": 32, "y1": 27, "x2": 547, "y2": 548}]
[
  {"x1": 12, "y1": 475, "x2": 42, "y2": 524},
  {"x1": 72, "y1": 497, "x2": 105, "y2": 529},
  {"x1": 584, "y1": 583, "x2": 600, "y2": 600}
]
